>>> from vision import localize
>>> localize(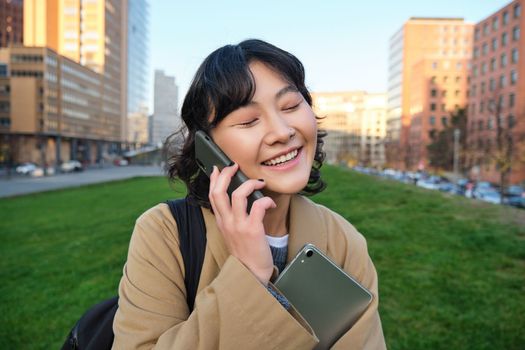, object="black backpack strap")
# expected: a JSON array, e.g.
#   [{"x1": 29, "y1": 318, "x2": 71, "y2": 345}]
[{"x1": 166, "y1": 197, "x2": 207, "y2": 311}]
